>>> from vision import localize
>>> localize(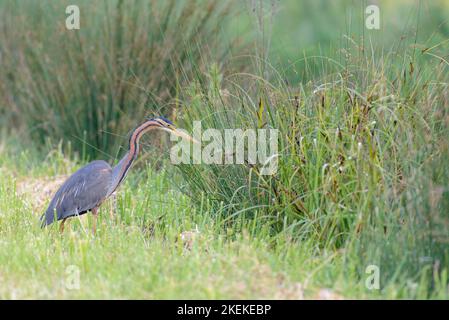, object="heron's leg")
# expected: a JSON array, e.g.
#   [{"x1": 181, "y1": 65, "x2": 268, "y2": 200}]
[
  {"x1": 92, "y1": 207, "x2": 98, "y2": 235},
  {"x1": 109, "y1": 193, "x2": 116, "y2": 221},
  {"x1": 59, "y1": 218, "x2": 68, "y2": 233}
]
